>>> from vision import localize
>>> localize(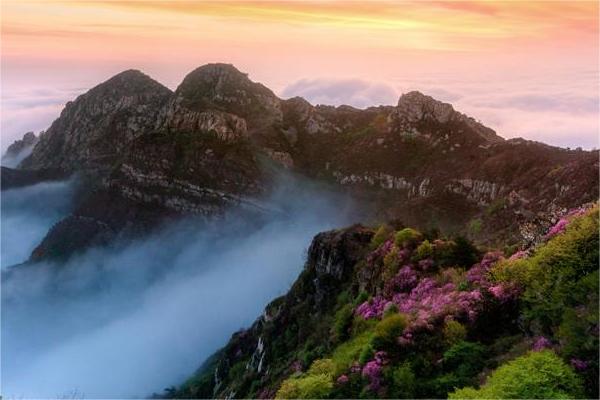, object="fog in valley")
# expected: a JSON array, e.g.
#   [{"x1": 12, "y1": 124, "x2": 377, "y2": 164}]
[{"x1": 1, "y1": 175, "x2": 356, "y2": 398}]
